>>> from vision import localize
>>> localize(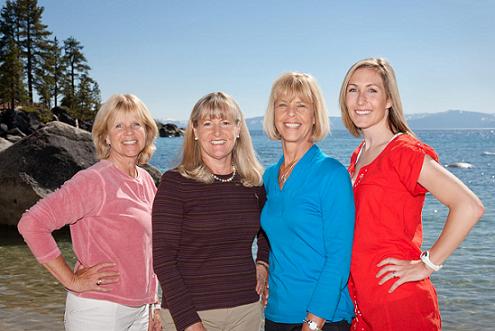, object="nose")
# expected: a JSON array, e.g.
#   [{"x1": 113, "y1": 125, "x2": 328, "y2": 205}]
[
  {"x1": 213, "y1": 123, "x2": 221, "y2": 136},
  {"x1": 287, "y1": 104, "x2": 296, "y2": 116},
  {"x1": 357, "y1": 92, "x2": 366, "y2": 105}
]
